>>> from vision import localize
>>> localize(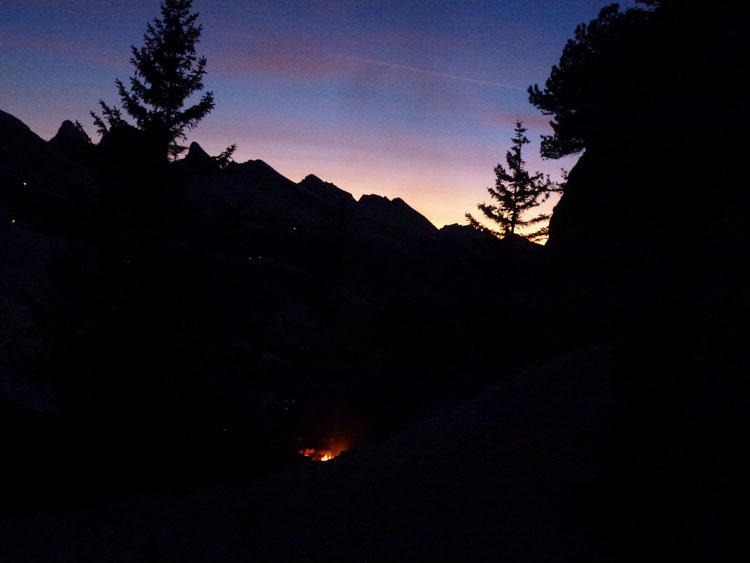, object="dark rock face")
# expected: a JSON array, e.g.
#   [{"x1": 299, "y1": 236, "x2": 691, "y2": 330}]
[
  {"x1": 547, "y1": 143, "x2": 717, "y2": 266},
  {"x1": 298, "y1": 174, "x2": 356, "y2": 208},
  {"x1": 357, "y1": 193, "x2": 436, "y2": 233},
  {"x1": 226, "y1": 158, "x2": 295, "y2": 187},
  {"x1": 545, "y1": 140, "x2": 750, "y2": 347},
  {"x1": 97, "y1": 123, "x2": 155, "y2": 169},
  {"x1": 181, "y1": 141, "x2": 216, "y2": 172},
  {"x1": 1, "y1": 111, "x2": 98, "y2": 235},
  {"x1": 543, "y1": 3, "x2": 748, "y2": 272},
  {"x1": 0, "y1": 109, "x2": 35, "y2": 137},
  {"x1": 439, "y1": 222, "x2": 501, "y2": 255},
  {"x1": 359, "y1": 194, "x2": 435, "y2": 231},
  {"x1": 49, "y1": 120, "x2": 92, "y2": 160},
  {"x1": 0, "y1": 109, "x2": 57, "y2": 187},
  {"x1": 352, "y1": 194, "x2": 438, "y2": 251},
  {"x1": 541, "y1": 4, "x2": 749, "y2": 341}
]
